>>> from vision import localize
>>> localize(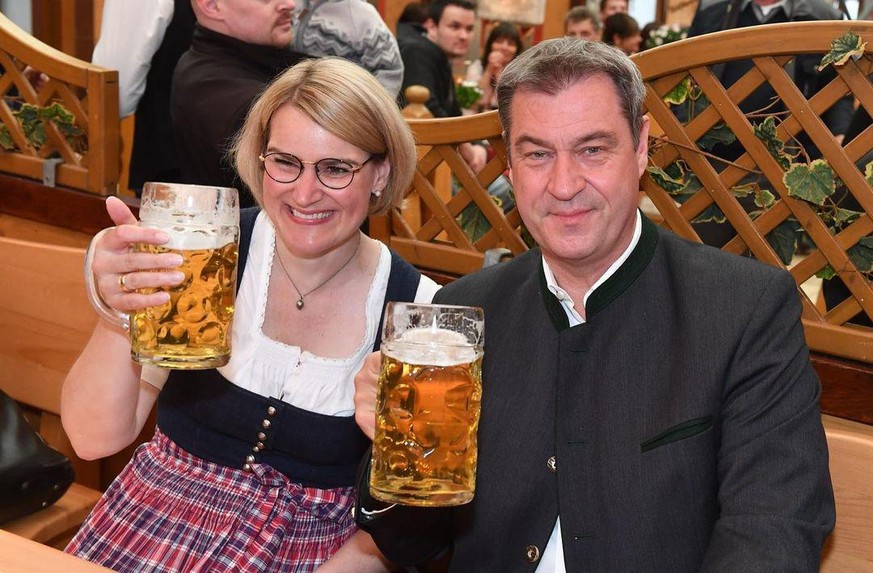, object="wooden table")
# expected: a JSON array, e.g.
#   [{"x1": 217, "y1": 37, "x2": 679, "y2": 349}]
[{"x1": 0, "y1": 530, "x2": 111, "y2": 572}]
